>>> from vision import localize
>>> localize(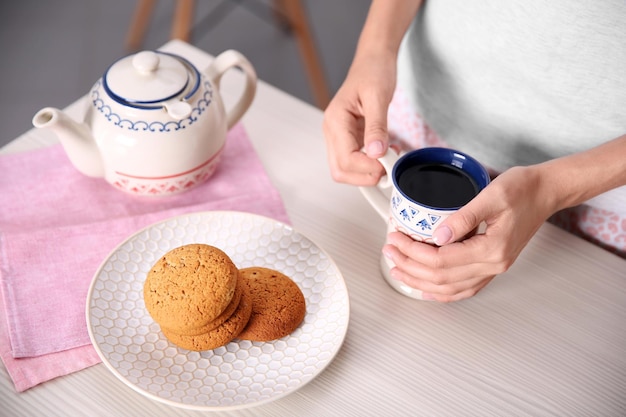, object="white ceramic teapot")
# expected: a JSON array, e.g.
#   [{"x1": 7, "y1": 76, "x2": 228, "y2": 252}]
[{"x1": 33, "y1": 49, "x2": 256, "y2": 196}]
